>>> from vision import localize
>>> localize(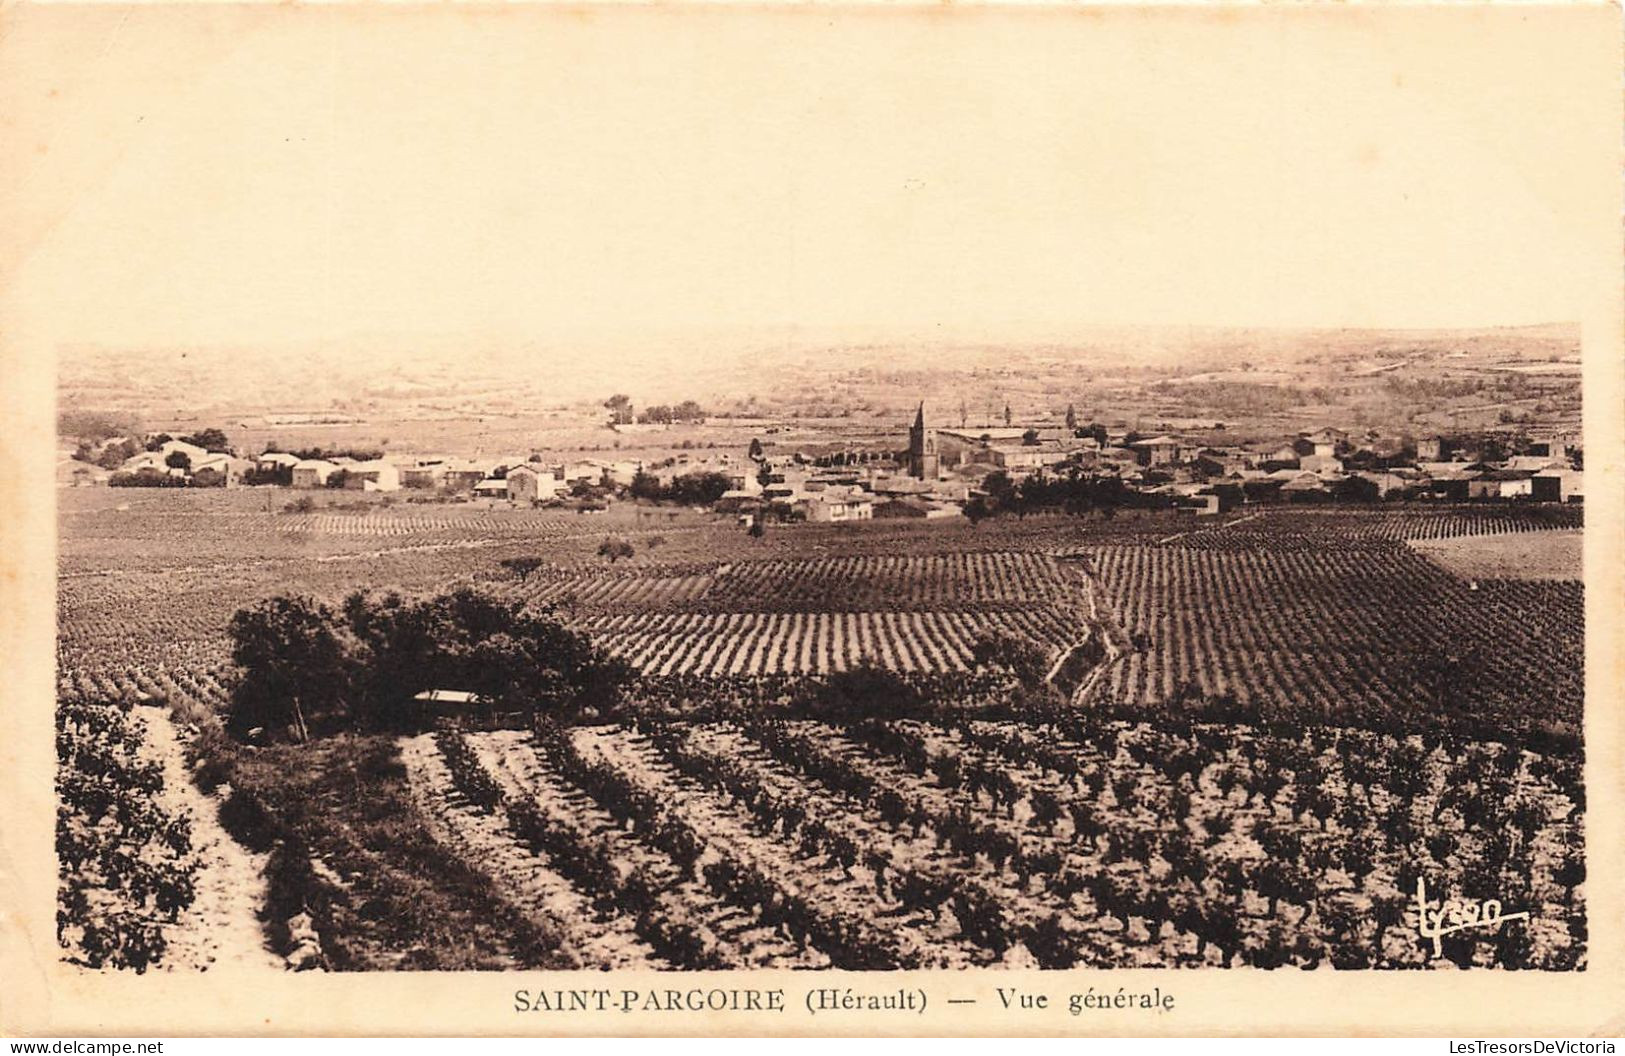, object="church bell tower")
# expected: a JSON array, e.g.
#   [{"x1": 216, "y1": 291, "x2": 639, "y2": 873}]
[{"x1": 908, "y1": 402, "x2": 939, "y2": 480}]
